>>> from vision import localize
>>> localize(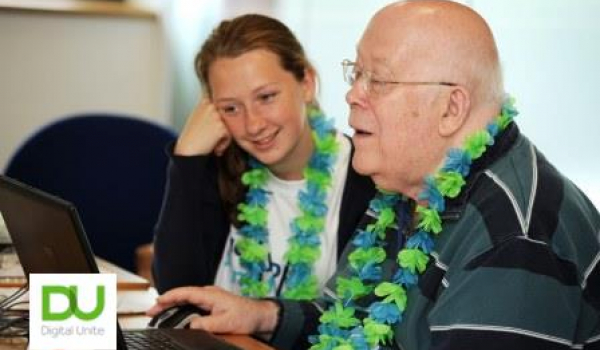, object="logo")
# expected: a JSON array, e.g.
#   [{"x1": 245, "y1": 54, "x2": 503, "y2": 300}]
[
  {"x1": 42, "y1": 285, "x2": 105, "y2": 321},
  {"x1": 30, "y1": 274, "x2": 116, "y2": 350}
]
